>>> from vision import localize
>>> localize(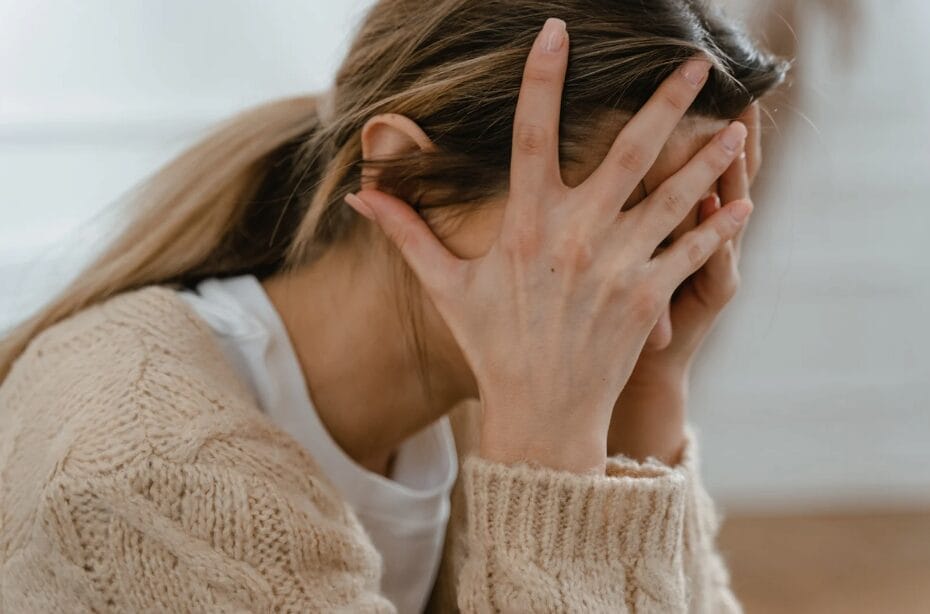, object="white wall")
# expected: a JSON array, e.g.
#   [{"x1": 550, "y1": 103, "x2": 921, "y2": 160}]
[
  {"x1": 0, "y1": 0, "x2": 373, "y2": 314},
  {"x1": 692, "y1": 0, "x2": 930, "y2": 511},
  {"x1": 2, "y1": 0, "x2": 928, "y2": 512}
]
